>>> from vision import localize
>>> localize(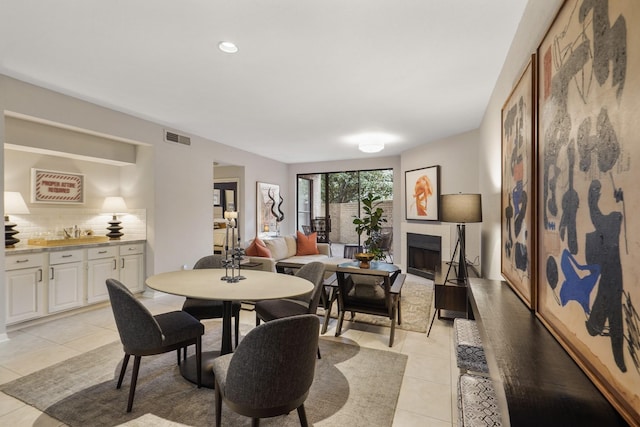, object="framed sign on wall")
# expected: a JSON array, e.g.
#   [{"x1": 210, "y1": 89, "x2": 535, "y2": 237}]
[{"x1": 31, "y1": 168, "x2": 84, "y2": 204}]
